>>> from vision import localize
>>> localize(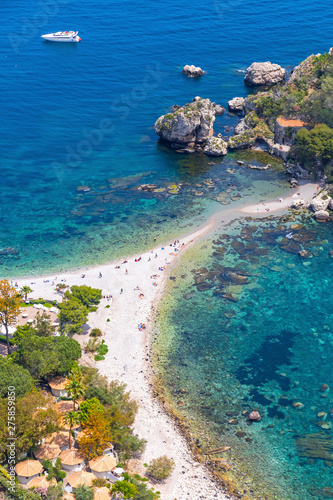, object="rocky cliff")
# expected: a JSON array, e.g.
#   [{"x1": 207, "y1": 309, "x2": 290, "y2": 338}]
[{"x1": 154, "y1": 97, "x2": 216, "y2": 153}]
